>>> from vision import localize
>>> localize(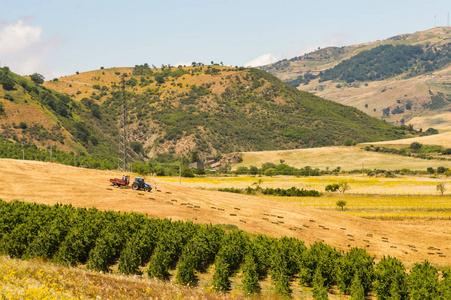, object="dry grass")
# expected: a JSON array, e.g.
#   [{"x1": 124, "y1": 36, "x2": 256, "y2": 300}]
[
  {"x1": 234, "y1": 145, "x2": 451, "y2": 171},
  {"x1": 0, "y1": 255, "x2": 354, "y2": 300},
  {"x1": 363, "y1": 131, "x2": 451, "y2": 148},
  {"x1": 264, "y1": 194, "x2": 451, "y2": 220},
  {"x1": 0, "y1": 100, "x2": 78, "y2": 152},
  {"x1": 44, "y1": 66, "x2": 244, "y2": 103},
  {"x1": 409, "y1": 112, "x2": 451, "y2": 133},
  {"x1": 0, "y1": 256, "x2": 247, "y2": 300}
]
